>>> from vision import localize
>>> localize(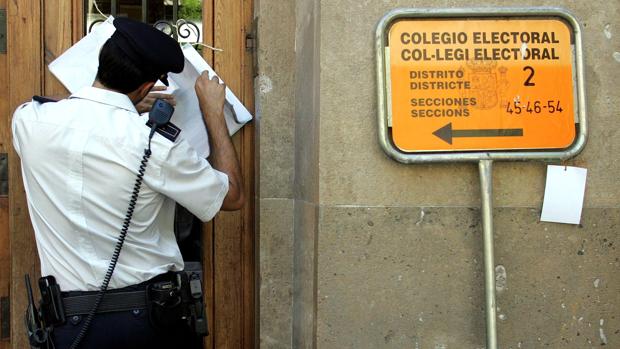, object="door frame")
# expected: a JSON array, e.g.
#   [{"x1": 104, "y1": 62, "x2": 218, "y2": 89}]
[{"x1": 5, "y1": 1, "x2": 256, "y2": 348}]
